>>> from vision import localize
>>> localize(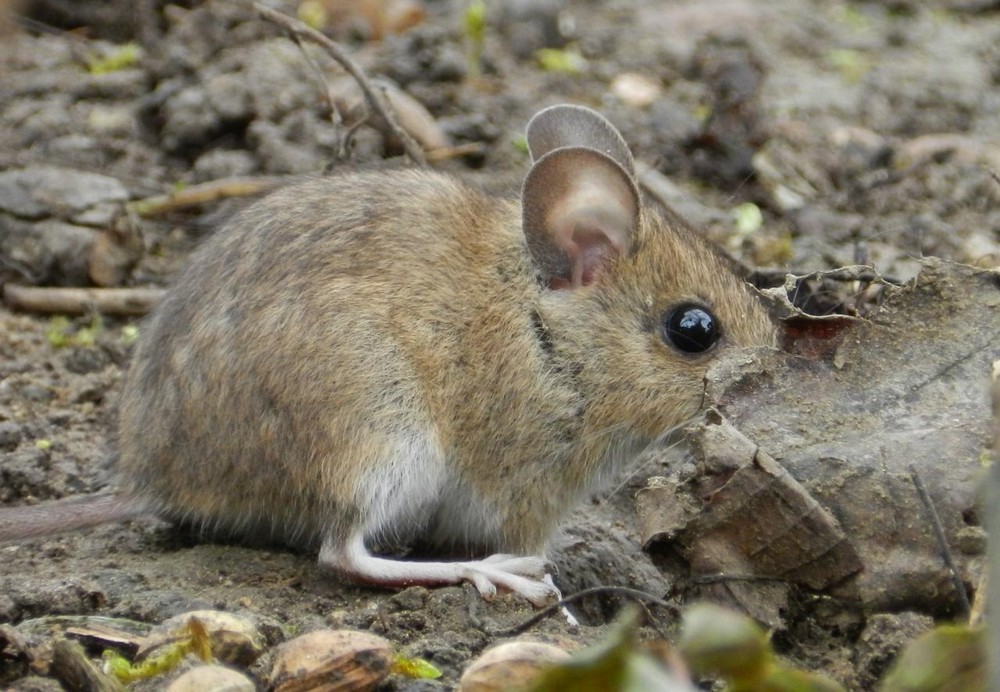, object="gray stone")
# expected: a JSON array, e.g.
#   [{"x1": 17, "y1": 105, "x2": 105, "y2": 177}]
[
  {"x1": 71, "y1": 201, "x2": 121, "y2": 227},
  {"x1": 204, "y1": 72, "x2": 254, "y2": 123},
  {"x1": 160, "y1": 85, "x2": 222, "y2": 151},
  {"x1": 0, "y1": 167, "x2": 127, "y2": 220},
  {"x1": 193, "y1": 149, "x2": 258, "y2": 181},
  {"x1": 0, "y1": 421, "x2": 23, "y2": 451}
]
